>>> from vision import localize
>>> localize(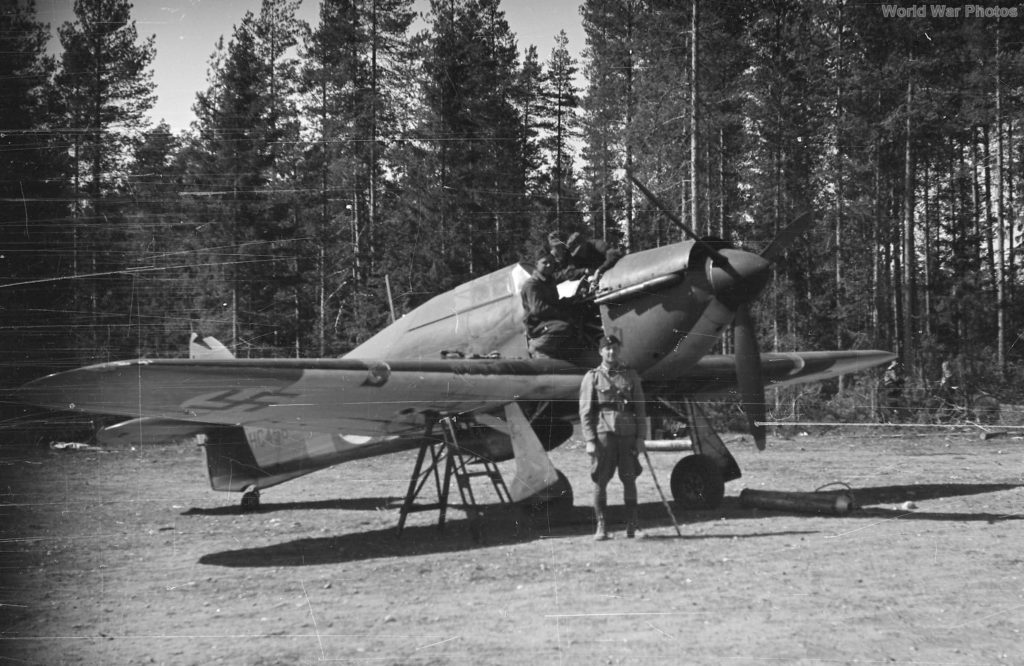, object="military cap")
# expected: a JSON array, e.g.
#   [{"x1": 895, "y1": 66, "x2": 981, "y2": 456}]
[{"x1": 598, "y1": 334, "x2": 621, "y2": 349}]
